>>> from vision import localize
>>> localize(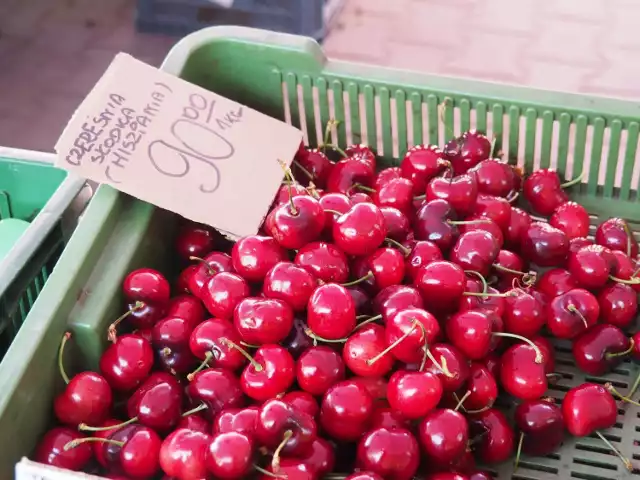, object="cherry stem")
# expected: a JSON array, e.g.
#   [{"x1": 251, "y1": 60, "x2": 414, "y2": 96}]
[
  {"x1": 464, "y1": 270, "x2": 489, "y2": 296},
  {"x1": 240, "y1": 341, "x2": 260, "y2": 348},
  {"x1": 463, "y1": 290, "x2": 515, "y2": 298},
  {"x1": 620, "y1": 220, "x2": 633, "y2": 258},
  {"x1": 277, "y1": 159, "x2": 299, "y2": 216},
  {"x1": 161, "y1": 347, "x2": 172, "y2": 357},
  {"x1": 506, "y1": 191, "x2": 520, "y2": 204},
  {"x1": 606, "y1": 338, "x2": 635, "y2": 360},
  {"x1": 79, "y1": 416, "x2": 138, "y2": 432},
  {"x1": 421, "y1": 341, "x2": 454, "y2": 377},
  {"x1": 492, "y1": 332, "x2": 543, "y2": 363},
  {"x1": 353, "y1": 183, "x2": 376, "y2": 193},
  {"x1": 595, "y1": 431, "x2": 633, "y2": 472},
  {"x1": 306, "y1": 182, "x2": 320, "y2": 199},
  {"x1": 221, "y1": 339, "x2": 263, "y2": 372},
  {"x1": 271, "y1": 430, "x2": 293, "y2": 473},
  {"x1": 304, "y1": 328, "x2": 348, "y2": 346},
  {"x1": 455, "y1": 391, "x2": 471, "y2": 411},
  {"x1": 187, "y1": 351, "x2": 213, "y2": 381},
  {"x1": 58, "y1": 332, "x2": 72, "y2": 385},
  {"x1": 323, "y1": 119, "x2": 339, "y2": 147},
  {"x1": 323, "y1": 209, "x2": 344, "y2": 217},
  {"x1": 189, "y1": 256, "x2": 217, "y2": 276},
  {"x1": 629, "y1": 372, "x2": 640, "y2": 398},
  {"x1": 64, "y1": 437, "x2": 124, "y2": 452},
  {"x1": 446, "y1": 219, "x2": 492, "y2": 226},
  {"x1": 354, "y1": 314, "x2": 383, "y2": 330},
  {"x1": 610, "y1": 275, "x2": 640, "y2": 285},
  {"x1": 489, "y1": 135, "x2": 497, "y2": 159},
  {"x1": 560, "y1": 170, "x2": 585, "y2": 189},
  {"x1": 493, "y1": 264, "x2": 537, "y2": 285},
  {"x1": 514, "y1": 432, "x2": 524, "y2": 472},
  {"x1": 341, "y1": 271, "x2": 374, "y2": 287},
  {"x1": 291, "y1": 159, "x2": 314, "y2": 181},
  {"x1": 367, "y1": 322, "x2": 418, "y2": 366},
  {"x1": 108, "y1": 301, "x2": 145, "y2": 343},
  {"x1": 385, "y1": 237, "x2": 411, "y2": 256},
  {"x1": 182, "y1": 403, "x2": 208, "y2": 417},
  {"x1": 254, "y1": 465, "x2": 286, "y2": 479},
  {"x1": 566, "y1": 304, "x2": 589, "y2": 328},
  {"x1": 530, "y1": 215, "x2": 548, "y2": 223},
  {"x1": 606, "y1": 383, "x2": 640, "y2": 407},
  {"x1": 413, "y1": 194, "x2": 426, "y2": 201}
]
